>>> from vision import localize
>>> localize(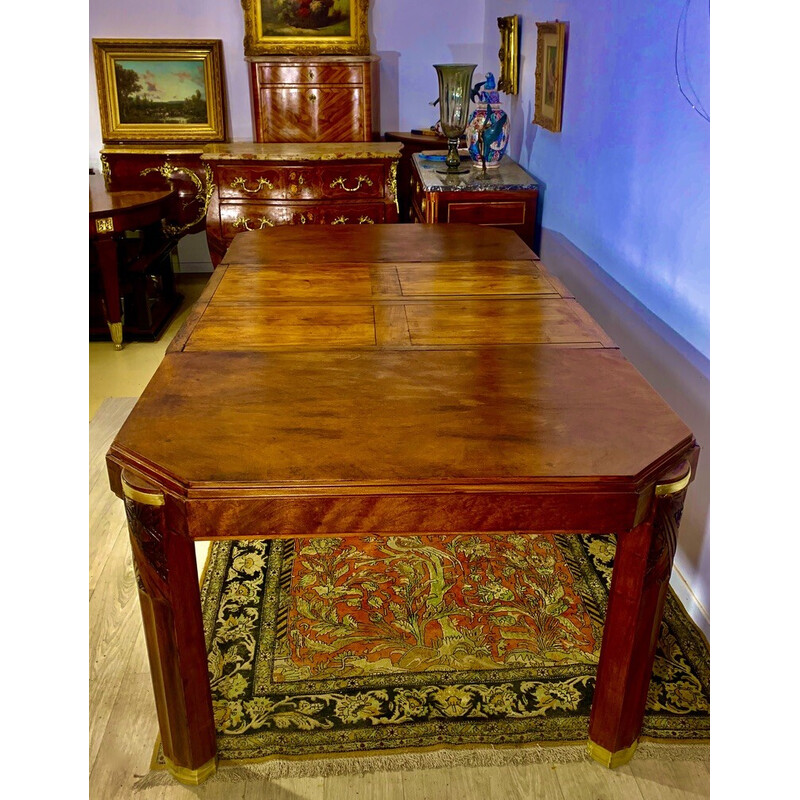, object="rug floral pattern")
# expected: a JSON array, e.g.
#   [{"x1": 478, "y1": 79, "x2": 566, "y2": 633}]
[{"x1": 197, "y1": 533, "x2": 709, "y2": 762}]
